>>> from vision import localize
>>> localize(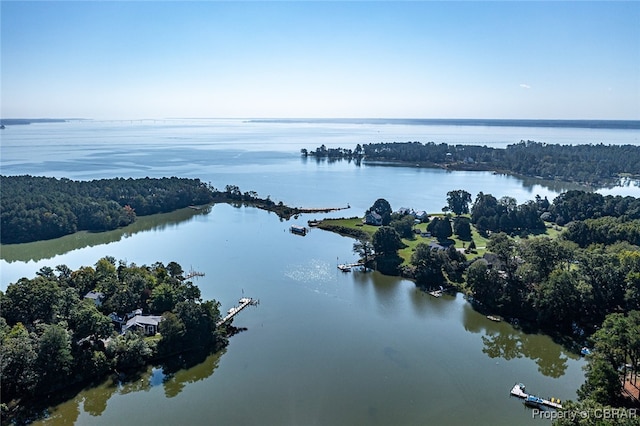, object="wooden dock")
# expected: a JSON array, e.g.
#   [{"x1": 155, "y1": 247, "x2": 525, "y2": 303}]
[
  {"x1": 510, "y1": 383, "x2": 563, "y2": 409},
  {"x1": 337, "y1": 262, "x2": 364, "y2": 272},
  {"x1": 216, "y1": 297, "x2": 259, "y2": 327},
  {"x1": 184, "y1": 270, "x2": 205, "y2": 280}
]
